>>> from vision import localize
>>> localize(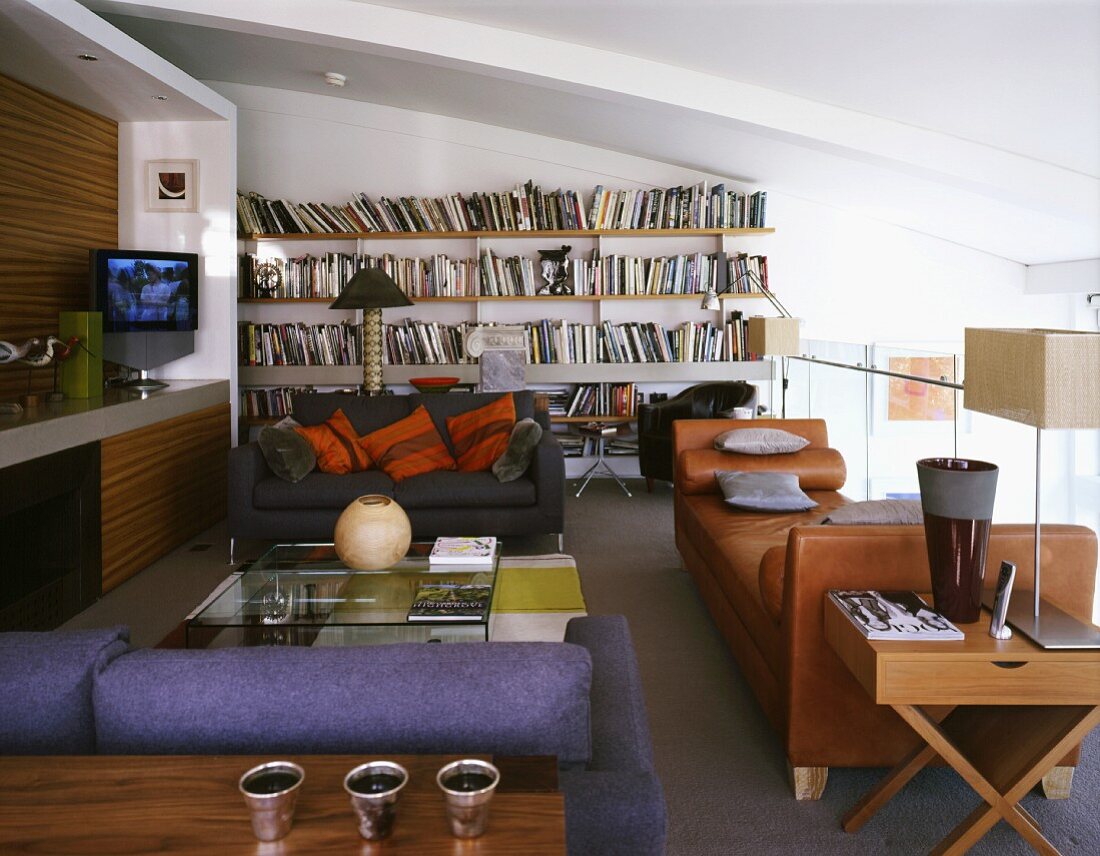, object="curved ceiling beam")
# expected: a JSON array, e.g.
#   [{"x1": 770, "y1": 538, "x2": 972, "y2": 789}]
[{"x1": 87, "y1": 0, "x2": 1097, "y2": 227}]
